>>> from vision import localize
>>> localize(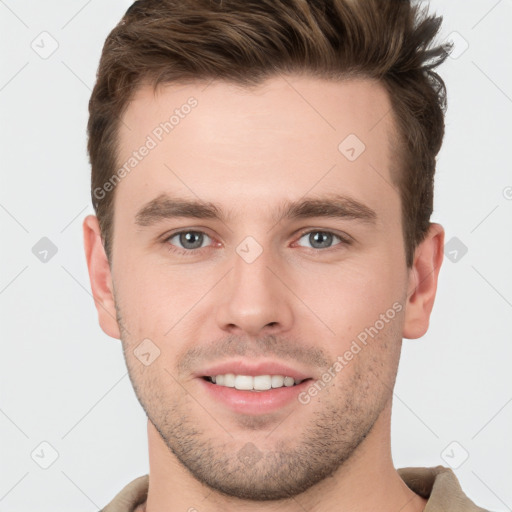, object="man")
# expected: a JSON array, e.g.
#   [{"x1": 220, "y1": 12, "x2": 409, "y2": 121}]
[{"x1": 83, "y1": 0, "x2": 488, "y2": 510}]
